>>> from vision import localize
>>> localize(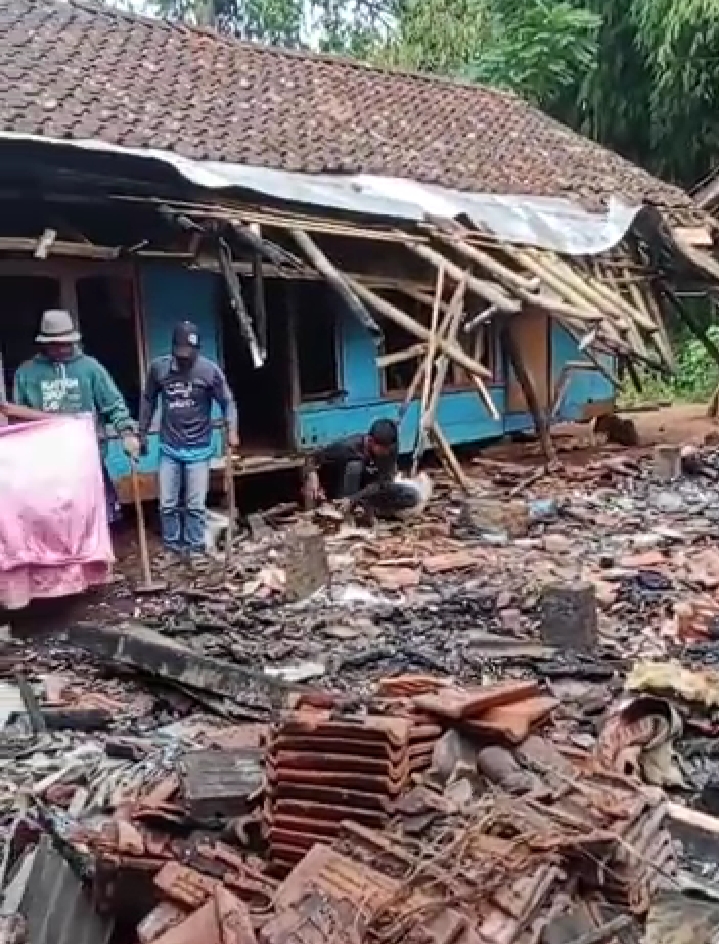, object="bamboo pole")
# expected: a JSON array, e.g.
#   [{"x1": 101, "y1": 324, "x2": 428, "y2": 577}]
[
  {"x1": 498, "y1": 245, "x2": 606, "y2": 324},
  {"x1": 469, "y1": 372, "x2": 501, "y2": 422},
  {"x1": 291, "y1": 229, "x2": 381, "y2": 337},
  {"x1": 397, "y1": 304, "x2": 457, "y2": 424},
  {"x1": 400, "y1": 285, "x2": 454, "y2": 317},
  {"x1": 501, "y1": 320, "x2": 556, "y2": 465},
  {"x1": 422, "y1": 278, "x2": 467, "y2": 437},
  {"x1": 631, "y1": 279, "x2": 675, "y2": 369},
  {"x1": 347, "y1": 277, "x2": 493, "y2": 378},
  {"x1": 404, "y1": 241, "x2": 521, "y2": 313},
  {"x1": 436, "y1": 234, "x2": 612, "y2": 323},
  {"x1": 412, "y1": 267, "x2": 446, "y2": 474},
  {"x1": 544, "y1": 251, "x2": 656, "y2": 333},
  {"x1": 376, "y1": 343, "x2": 426, "y2": 370},
  {"x1": 430, "y1": 422, "x2": 471, "y2": 492},
  {"x1": 434, "y1": 230, "x2": 541, "y2": 295},
  {"x1": 558, "y1": 323, "x2": 618, "y2": 388}
]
